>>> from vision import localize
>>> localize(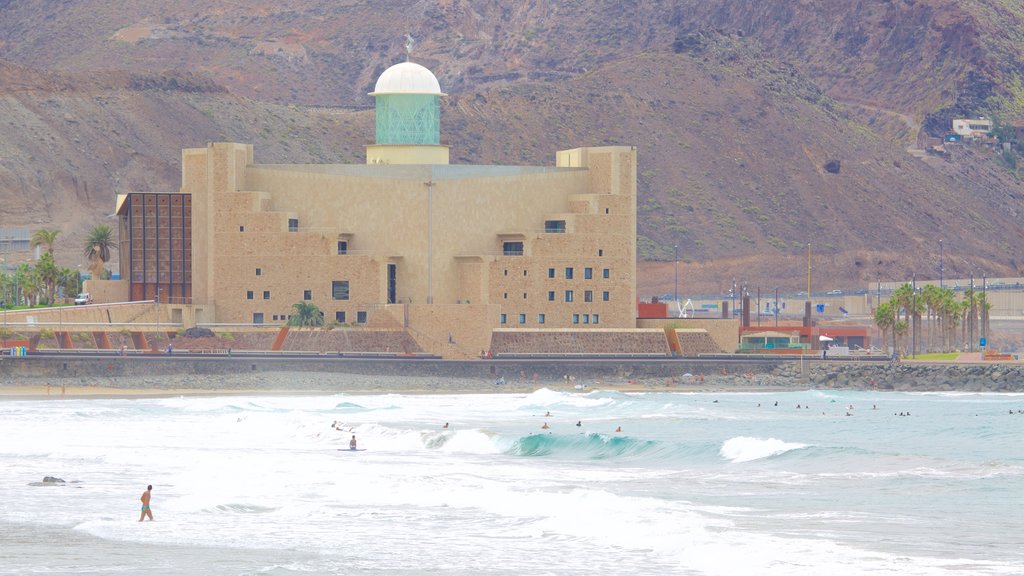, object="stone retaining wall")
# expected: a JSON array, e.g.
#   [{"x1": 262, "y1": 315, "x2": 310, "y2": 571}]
[
  {"x1": 1, "y1": 356, "x2": 1020, "y2": 393},
  {"x1": 491, "y1": 330, "x2": 668, "y2": 355}
]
